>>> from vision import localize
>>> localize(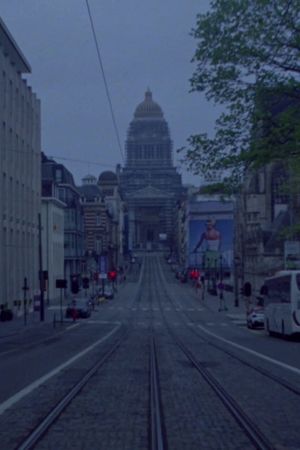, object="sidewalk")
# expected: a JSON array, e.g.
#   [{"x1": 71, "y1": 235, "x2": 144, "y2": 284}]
[
  {"x1": 190, "y1": 283, "x2": 248, "y2": 326},
  {"x1": 0, "y1": 276, "x2": 133, "y2": 340},
  {"x1": 0, "y1": 304, "x2": 67, "y2": 340}
]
